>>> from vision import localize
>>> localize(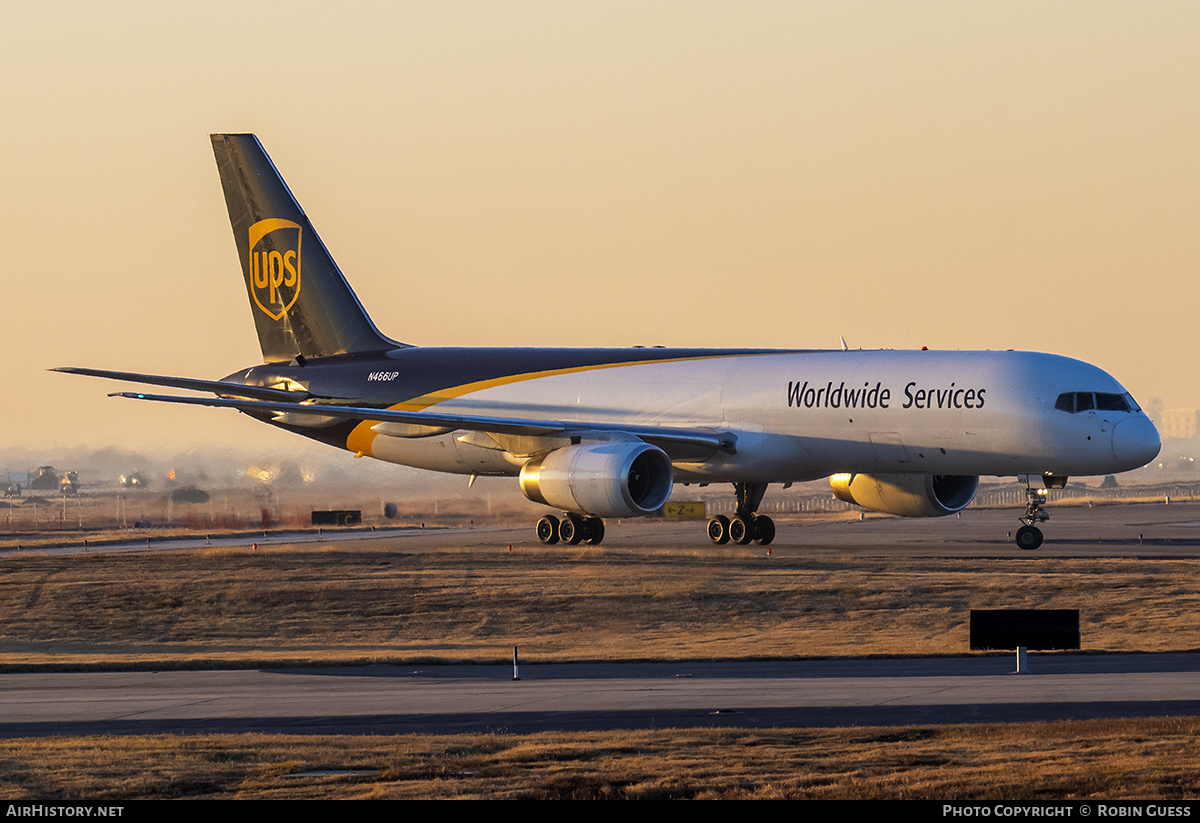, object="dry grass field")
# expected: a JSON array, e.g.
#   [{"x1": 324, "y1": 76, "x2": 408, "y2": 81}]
[
  {"x1": 0, "y1": 535, "x2": 1198, "y2": 668},
  {"x1": 1, "y1": 719, "x2": 1198, "y2": 799},
  {"x1": 2, "y1": 502, "x2": 1200, "y2": 800}
]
